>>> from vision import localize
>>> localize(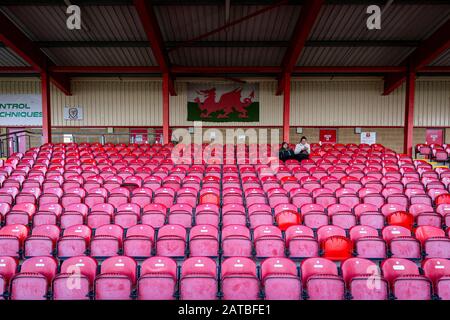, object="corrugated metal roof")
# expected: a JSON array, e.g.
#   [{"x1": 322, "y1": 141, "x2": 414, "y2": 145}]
[
  {"x1": 42, "y1": 47, "x2": 156, "y2": 66},
  {"x1": 0, "y1": 47, "x2": 29, "y2": 67},
  {"x1": 155, "y1": 5, "x2": 301, "y2": 42},
  {"x1": 310, "y1": 4, "x2": 450, "y2": 41},
  {"x1": 430, "y1": 49, "x2": 450, "y2": 66},
  {"x1": 170, "y1": 47, "x2": 286, "y2": 66},
  {"x1": 1, "y1": 5, "x2": 147, "y2": 41},
  {"x1": 297, "y1": 46, "x2": 415, "y2": 66}
]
